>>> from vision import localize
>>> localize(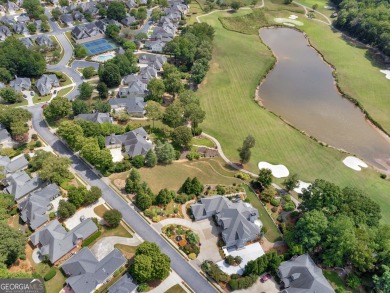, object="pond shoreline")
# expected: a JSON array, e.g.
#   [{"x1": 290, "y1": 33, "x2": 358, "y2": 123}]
[{"x1": 254, "y1": 26, "x2": 390, "y2": 173}]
